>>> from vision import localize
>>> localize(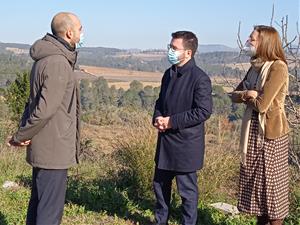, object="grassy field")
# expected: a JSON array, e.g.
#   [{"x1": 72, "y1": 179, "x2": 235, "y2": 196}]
[
  {"x1": 0, "y1": 104, "x2": 299, "y2": 224},
  {"x1": 78, "y1": 65, "x2": 162, "y2": 90},
  {"x1": 0, "y1": 147, "x2": 136, "y2": 225},
  {"x1": 1, "y1": 72, "x2": 300, "y2": 225},
  {"x1": 79, "y1": 65, "x2": 244, "y2": 91},
  {"x1": 79, "y1": 65, "x2": 162, "y2": 82}
]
